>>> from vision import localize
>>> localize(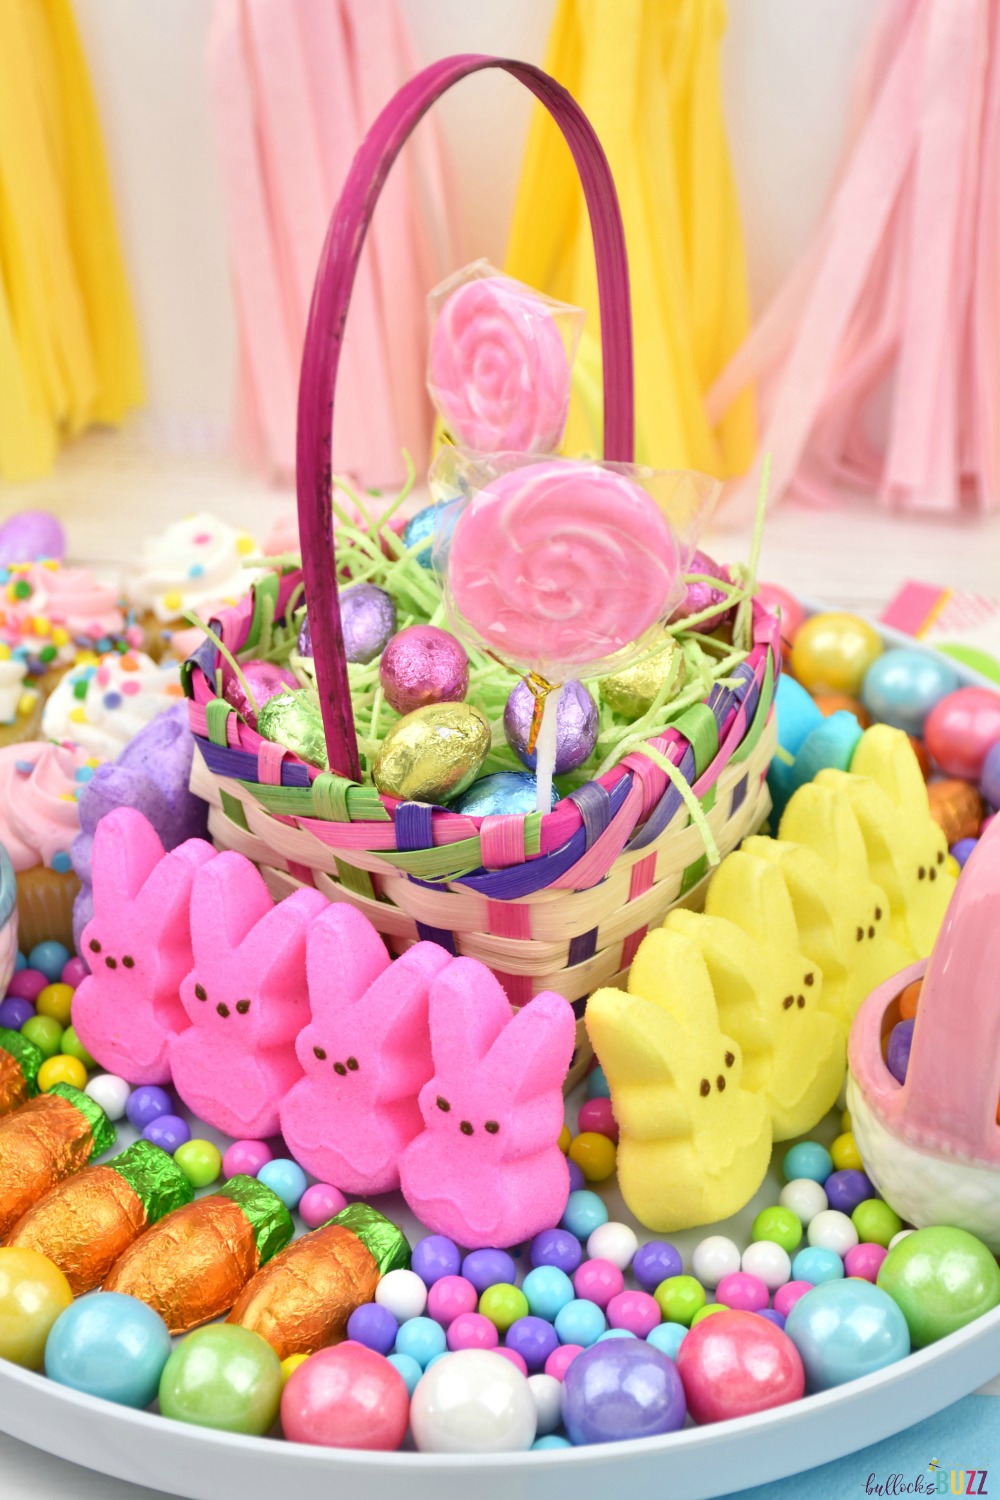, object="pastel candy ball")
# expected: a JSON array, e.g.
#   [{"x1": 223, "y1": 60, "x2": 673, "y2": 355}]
[
  {"x1": 783, "y1": 1141, "x2": 834, "y2": 1184},
  {"x1": 585, "y1": 1221, "x2": 637, "y2": 1271},
  {"x1": 577, "y1": 1097, "x2": 618, "y2": 1143},
  {"x1": 7, "y1": 968, "x2": 46, "y2": 1001},
  {"x1": 567, "y1": 1131, "x2": 616, "y2": 1182},
  {"x1": 561, "y1": 1339, "x2": 686, "y2": 1445},
  {"x1": 533, "y1": 1434, "x2": 571, "y2": 1450},
  {"x1": 28, "y1": 941, "x2": 70, "y2": 982},
  {"x1": 653, "y1": 1275, "x2": 706, "y2": 1327},
  {"x1": 807, "y1": 1209, "x2": 859, "y2": 1258},
  {"x1": 824, "y1": 1169, "x2": 875, "y2": 1215},
  {"x1": 222, "y1": 1139, "x2": 273, "y2": 1179},
  {"x1": 142, "y1": 1114, "x2": 190, "y2": 1153},
  {"x1": 0, "y1": 1247, "x2": 73, "y2": 1369},
  {"x1": 792, "y1": 1247, "x2": 845, "y2": 1286},
  {"x1": 412, "y1": 1235, "x2": 462, "y2": 1287},
  {"x1": 586, "y1": 1063, "x2": 610, "y2": 1100},
  {"x1": 751, "y1": 1206, "x2": 802, "y2": 1255},
  {"x1": 37, "y1": 1054, "x2": 87, "y2": 1092},
  {"x1": 346, "y1": 1302, "x2": 398, "y2": 1356},
  {"x1": 159, "y1": 1324, "x2": 282, "y2": 1435},
  {"x1": 876, "y1": 1227, "x2": 1000, "y2": 1348},
  {"x1": 950, "y1": 837, "x2": 978, "y2": 868},
  {"x1": 830, "y1": 1132, "x2": 863, "y2": 1172},
  {"x1": 529, "y1": 1227, "x2": 582, "y2": 1274},
  {"x1": 740, "y1": 1242, "x2": 793, "y2": 1293},
  {"x1": 554, "y1": 1299, "x2": 606, "y2": 1347},
  {"x1": 375, "y1": 1268, "x2": 427, "y2": 1324},
  {"x1": 572, "y1": 1259, "x2": 624, "y2": 1310},
  {"x1": 479, "y1": 1283, "x2": 529, "y2": 1332},
  {"x1": 0, "y1": 997, "x2": 33, "y2": 1030},
  {"x1": 462, "y1": 1247, "x2": 516, "y2": 1293},
  {"x1": 45, "y1": 1292, "x2": 171, "y2": 1408},
  {"x1": 379, "y1": 625, "x2": 469, "y2": 716},
  {"x1": 632, "y1": 1241, "x2": 683, "y2": 1292},
  {"x1": 60, "y1": 1027, "x2": 96, "y2": 1069},
  {"x1": 545, "y1": 1343, "x2": 583, "y2": 1380},
  {"x1": 256, "y1": 1158, "x2": 307, "y2": 1210},
  {"x1": 606, "y1": 1290, "x2": 661, "y2": 1337},
  {"x1": 715, "y1": 1272, "x2": 769, "y2": 1313},
  {"x1": 852, "y1": 1200, "x2": 902, "y2": 1248},
  {"x1": 505, "y1": 1316, "x2": 559, "y2": 1372},
  {"x1": 861, "y1": 649, "x2": 959, "y2": 735},
  {"x1": 561, "y1": 1190, "x2": 608, "y2": 1240},
  {"x1": 785, "y1": 1281, "x2": 910, "y2": 1391},
  {"x1": 410, "y1": 1349, "x2": 537, "y2": 1453},
  {"x1": 298, "y1": 1182, "x2": 348, "y2": 1230},
  {"x1": 981, "y1": 740, "x2": 1000, "y2": 806},
  {"x1": 427, "y1": 1275, "x2": 478, "y2": 1327},
  {"x1": 35, "y1": 982, "x2": 74, "y2": 1025},
  {"x1": 446, "y1": 1312, "x2": 498, "y2": 1353},
  {"x1": 173, "y1": 1139, "x2": 222, "y2": 1188},
  {"x1": 21, "y1": 1015, "x2": 62, "y2": 1058},
  {"x1": 0, "y1": 509, "x2": 65, "y2": 565},
  {"x1": 691, "y1": 1235, "x2": 741, "y2": 1288},
  {"x1": 125, "y1": 1084, "x2": 173, "y2": 1130},
  {"x1": 790, "y1": 612, "x2": 883, "y2": 697},
  {"x1": 844, "y1": 1243, "x2": 889, "y2": 1283},
  {"x1": 527, "y1": 1371, "x2": 562, "y2": 1435},
  {"x1": 61, "y1": 956, "x2": 88, "y2": 988},
  {"x1": 677, "y1": 1309, "x2": 804, "y2": 1423},
  {"x1": 282, "y1": 1343, "x2": 409, "y2": 1450},
  {"x1": 395, "y1": 1315, "x2": 447, "y2": 1366},
  {"x1": 646, "y1": 1322, "x2": 687, "y2": 1360},
  {"x1": 85, "y1": 1073, "x2": 131, "y2": 1121},
  {"x1": 772, "y1": 1281, "x2": 813, "y2": 1319},
  {"x1": 523, "y1": 1265, "x2": 575, "y2": 1321},
  {"x1": 495, "y1": 1346, "x2": 529, "y2": 1376},
  {"x1": 925, "y1": 687, "x2": 1000, "y2": 780},
  {"x1": 886, "y1": 1018, "x2": 914, "y2": 1084},
  {"x1": 387, "y1": 1351, "x2": 422, "y2": 1395}
]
